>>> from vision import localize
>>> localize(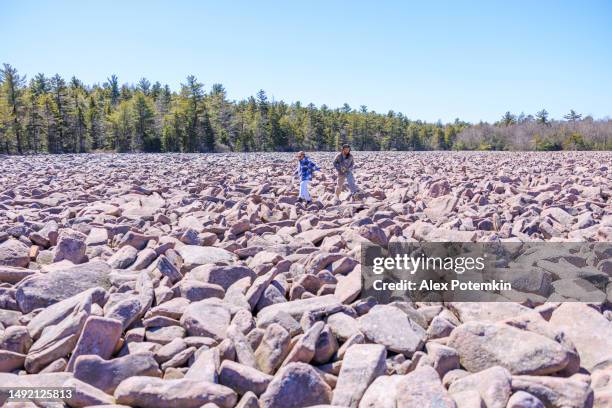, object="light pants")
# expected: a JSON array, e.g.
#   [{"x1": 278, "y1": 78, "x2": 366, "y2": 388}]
[
  {"x1": 299, "y1": 180, "x2": 311, "y2": 201},
  {"x1": 336, "y1": 171, "x2": 358, "y2": 197}
]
